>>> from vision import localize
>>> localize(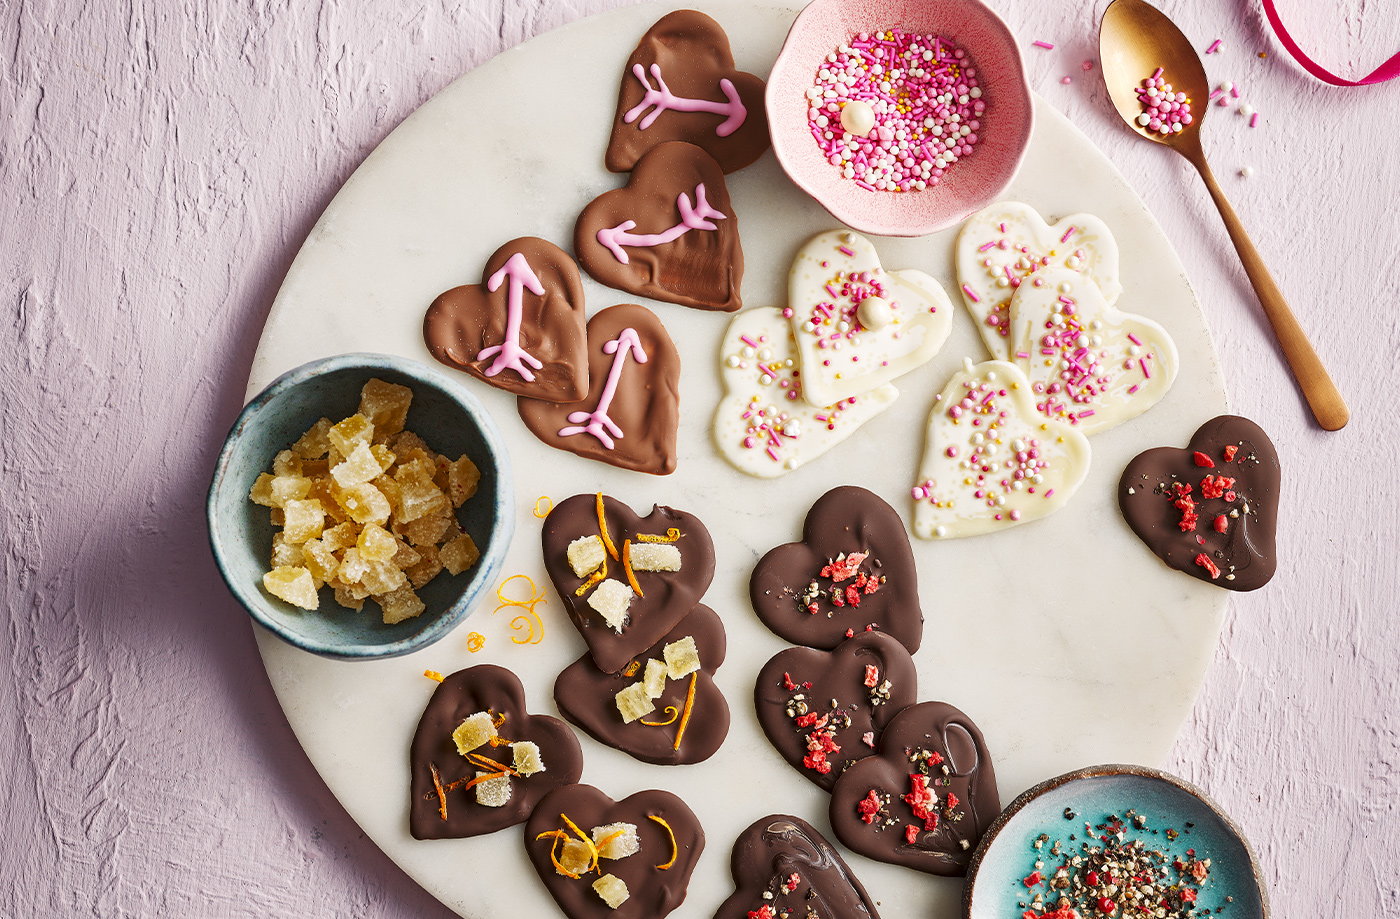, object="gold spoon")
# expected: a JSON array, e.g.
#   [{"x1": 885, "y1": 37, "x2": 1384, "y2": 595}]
[{"x1": 1099, "y1": 0, "x2": 1349, "y2": 431}]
